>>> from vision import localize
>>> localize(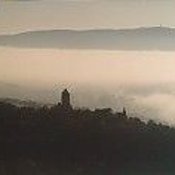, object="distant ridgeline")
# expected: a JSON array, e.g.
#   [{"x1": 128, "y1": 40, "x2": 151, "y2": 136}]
[
  {"x1": 1, "y1": 27, "x2": 175, "y2": 51},
  {"x1": 1, "y1": 89, "x2": 175, "y2": 175}
]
